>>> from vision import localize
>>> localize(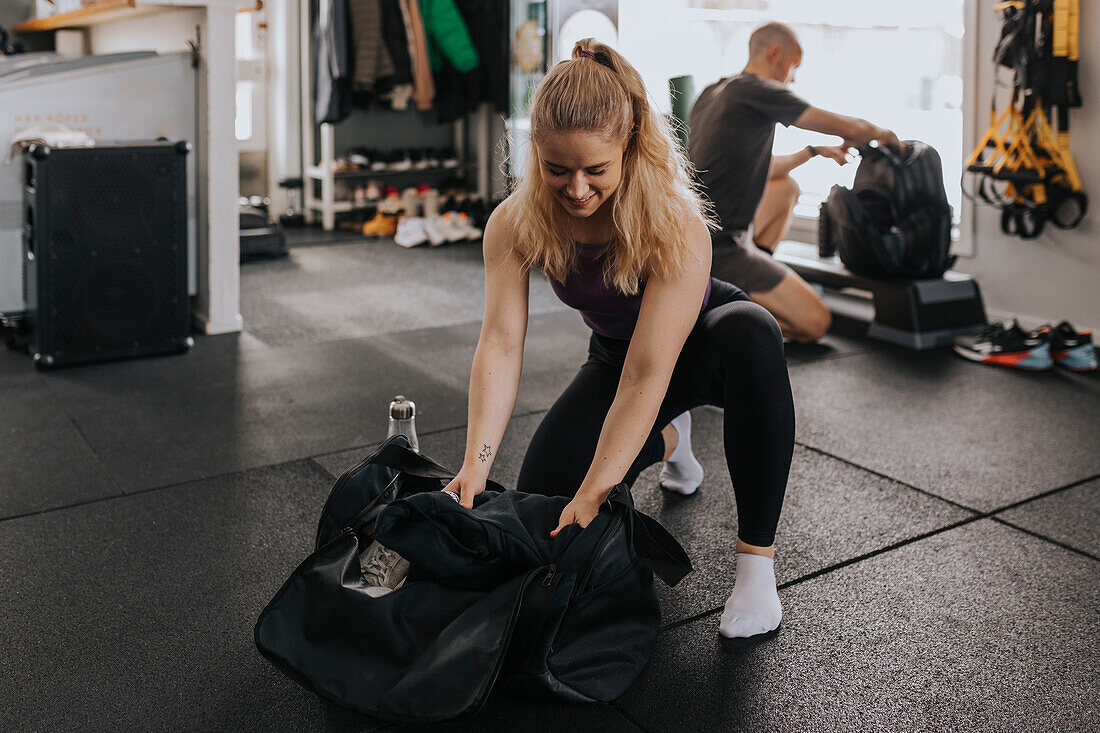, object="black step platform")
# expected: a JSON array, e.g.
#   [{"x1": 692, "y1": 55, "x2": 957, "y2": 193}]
[{"x1": 772, "y1": 241, "x2": 987, "y2": 350}]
